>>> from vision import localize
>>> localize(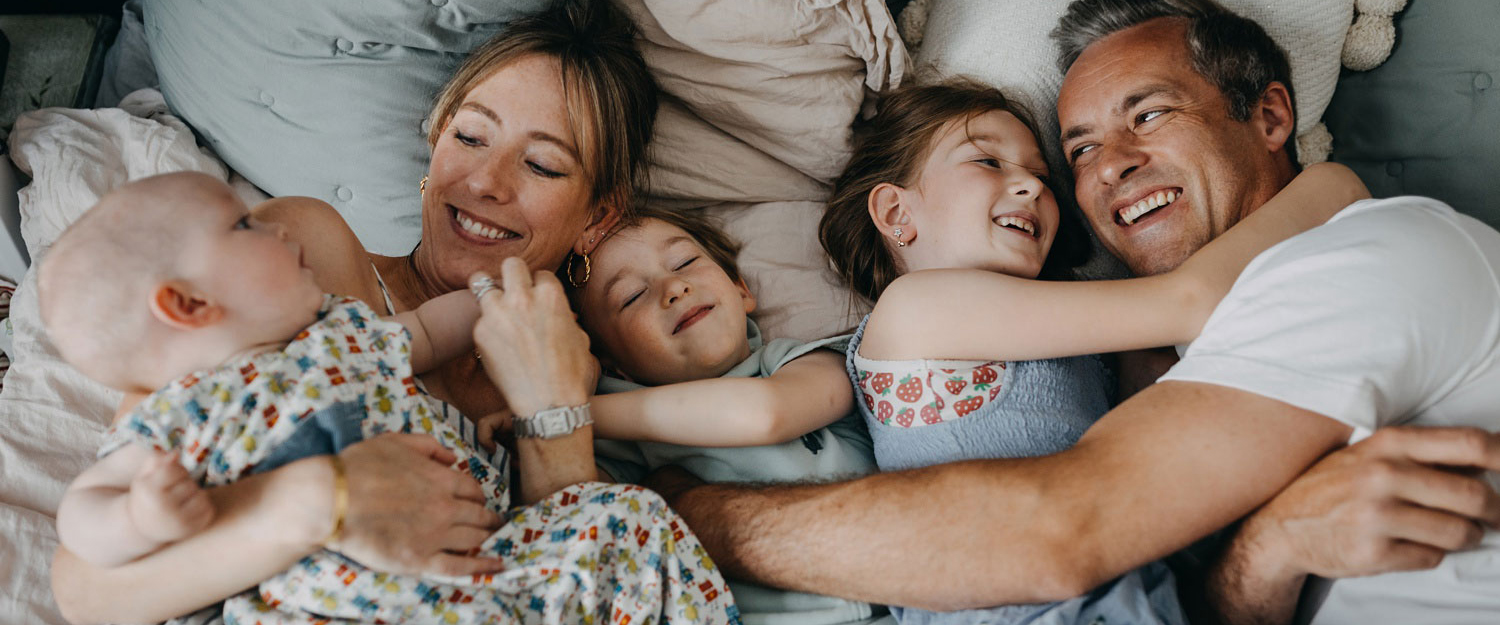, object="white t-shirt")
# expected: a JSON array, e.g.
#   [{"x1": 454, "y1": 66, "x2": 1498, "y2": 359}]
[{"x1": 1161, "y1": 196, "x2": 1500, "y2": 625}]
